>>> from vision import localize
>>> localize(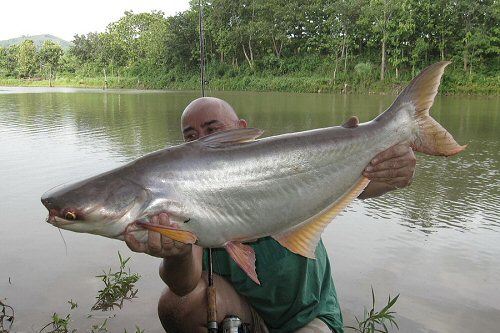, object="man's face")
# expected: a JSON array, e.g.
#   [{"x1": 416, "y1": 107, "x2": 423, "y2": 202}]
[{"x1": 181, "y1": 106, "x2": 244, "y2": 142}]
